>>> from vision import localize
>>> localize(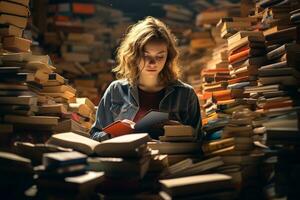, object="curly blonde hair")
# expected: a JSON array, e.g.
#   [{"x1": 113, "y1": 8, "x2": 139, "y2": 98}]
[{"x1": 113, "y1": 16, "x2": 181, "y2": 85}]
